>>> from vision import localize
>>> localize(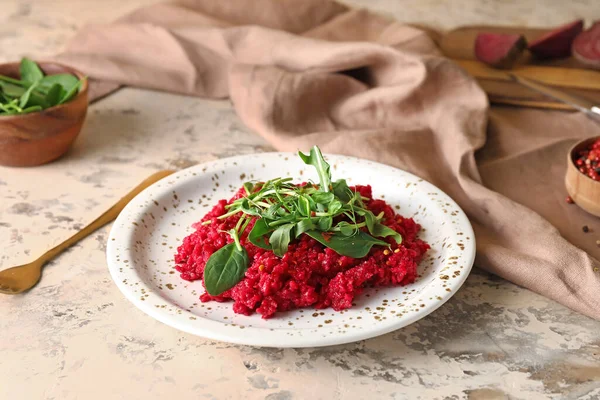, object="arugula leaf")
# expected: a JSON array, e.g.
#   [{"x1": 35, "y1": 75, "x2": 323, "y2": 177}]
[
  {"x1": 203, "y1": 243, "x2": 249, "y2": 296},
  {"x1": 20, "y1": 58, "x2": 44, "y2": 84},
  {"x1": 363, "y1": 210, "x2": 402, "y2": 244},
  {"x1": 317, "y1": 216, "x2": 332, "y2": 231},
  {"x1": 295, "y1": 219, "x2": 316, "y2": 238},
  {"x1": 336, "y1": 221, "x2": 356, "y2": 237},
  {"x1": 248, "y1": 218, "x2": 272, "y2": 250},
  {"x1": 239, "y1": 198, "x2": 262, "y2": 217},
  {"x1": 305, "y1": 230, "x2": 389, "y2": 258},
  {"x1": 269, "y1": 224, "x2": 294, "y2": 257},
  {"x1": 264, "y1": 202, "x2": 282, "y2": 219},
  {"x1": 298, "y1": 146, "x2": 331, "y2": 192},
  {"x1": 328, "y1": 199, "x2": 343, "y2": 214},
  {"x1": 243, "y1": 182, "x2": 255, "y2": 196},
  {"x1": 297, "y1": 195, "x2": 311, "y2": 217},
  {"x1": 204, "y1": 146, "x2": 403, "y2": 269},
  {"x1": 311, "y1": 192, "x2": 334, "y2": 205},
  {"x1": 332, "y1": 179, "x2": 353, "y2": 202}
]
